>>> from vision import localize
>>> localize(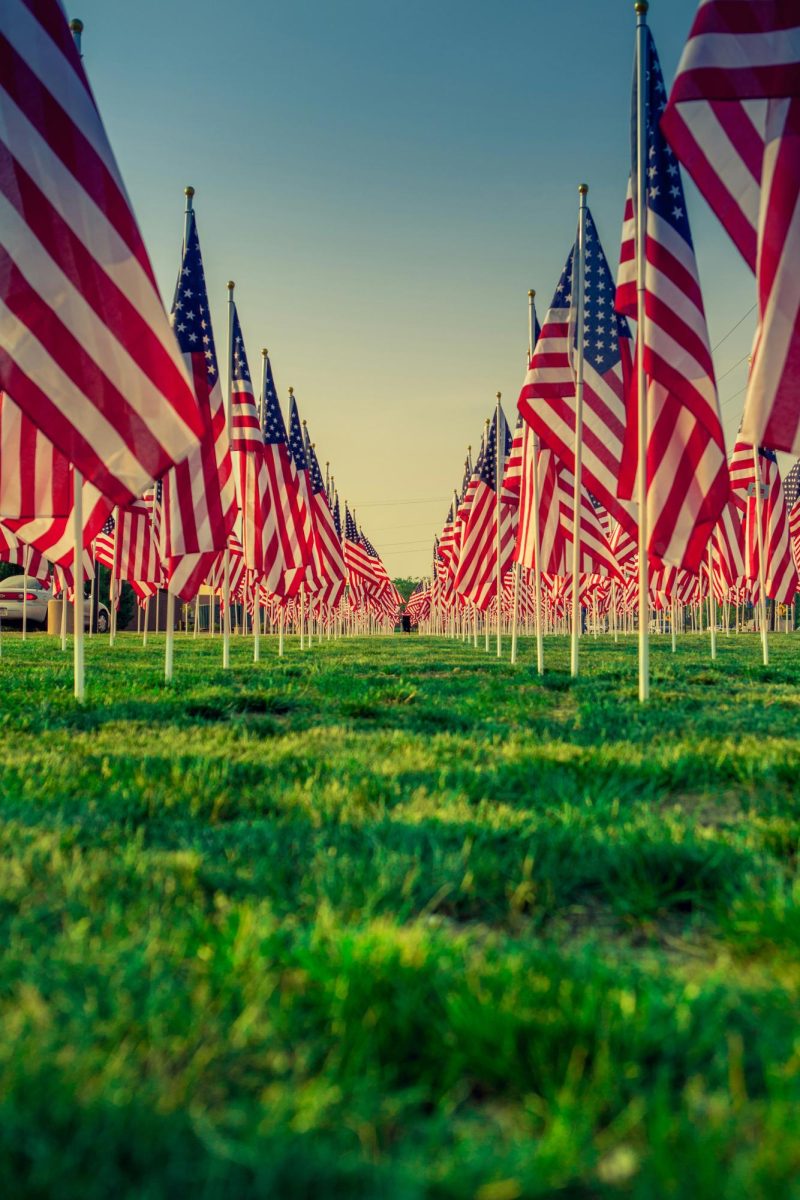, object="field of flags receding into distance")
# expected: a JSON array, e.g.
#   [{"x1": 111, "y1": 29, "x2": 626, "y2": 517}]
[
  {"x1": 0, "y1": 0, "x2": 799, "y2": 703},
  {"x1": 410, "y1": 2, "x2": 800, "y2": 699}
]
